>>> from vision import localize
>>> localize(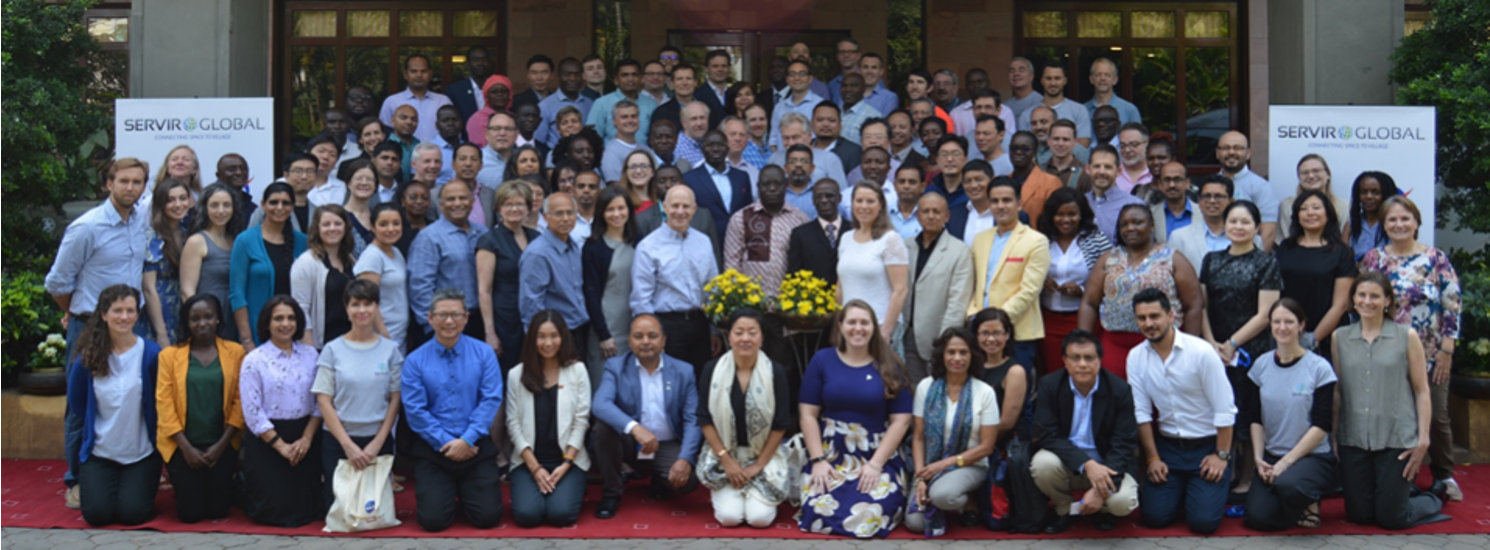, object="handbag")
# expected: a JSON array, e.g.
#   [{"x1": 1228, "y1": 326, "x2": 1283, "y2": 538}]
[{"x1": 323, "y1": 455, "x2": 401, "y2": 533}]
